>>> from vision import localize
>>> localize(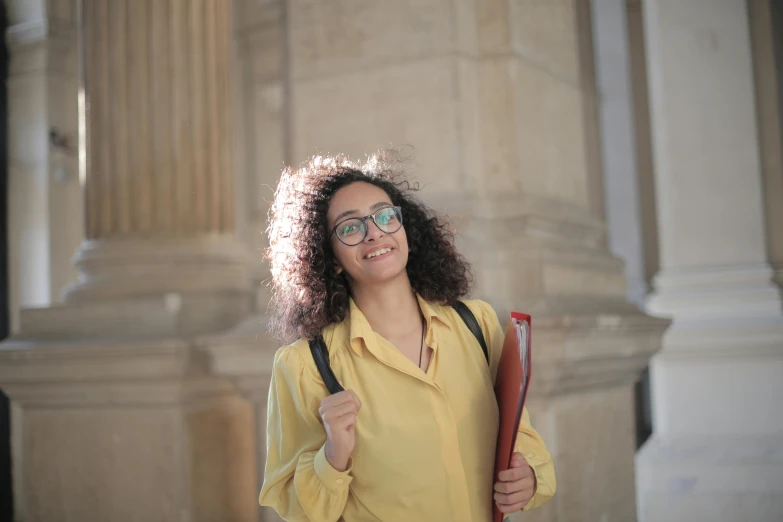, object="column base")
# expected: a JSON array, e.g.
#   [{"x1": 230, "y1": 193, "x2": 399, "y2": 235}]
[
  {"x1": 0, "y1": 336, "x2": 258, "y2": 522},
  {"x1": 647, "y1": 264, "x2": 783, "y2": 324},
  {"x1": 636, "y1": 434, "x2": 783, "y2": 522},
  {"x1": 198, "y1": 316, "x2": 283, "y2": 522},
  {"x1": 63, "y1": 235, "x2": 253, "y2": 302},
  {"x1": 53, "y1": 236, "x2": 254, "y2": 337},
  {"x1": 639, "y1": 262, "x2": 783, "y2": 522}
]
